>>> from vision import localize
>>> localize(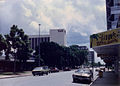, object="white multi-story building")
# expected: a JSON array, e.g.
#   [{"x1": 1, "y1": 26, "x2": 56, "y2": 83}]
[
  {"x1": 87, "y1": 51, "x2": 94, "y2": 64},
  {"x1": 106, "y1": 0, "x2": 120, "y2": 30},
  {"x1": 29, "y1": 29, "x2": 66, "y2": 50},
  {"x1": 50, "y1": 29, "x2": 66, "y2": 46}
]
